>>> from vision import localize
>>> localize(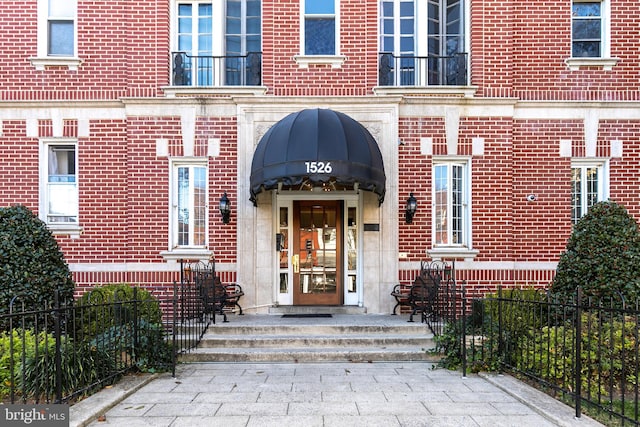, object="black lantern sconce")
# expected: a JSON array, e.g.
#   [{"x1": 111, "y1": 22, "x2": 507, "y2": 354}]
[
  {"x1": 405, "y1": 192, "x2": 417, "y2": 224},
  {"x1": 219, "y1": 192, "x2": 231, "y2": 224}
]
